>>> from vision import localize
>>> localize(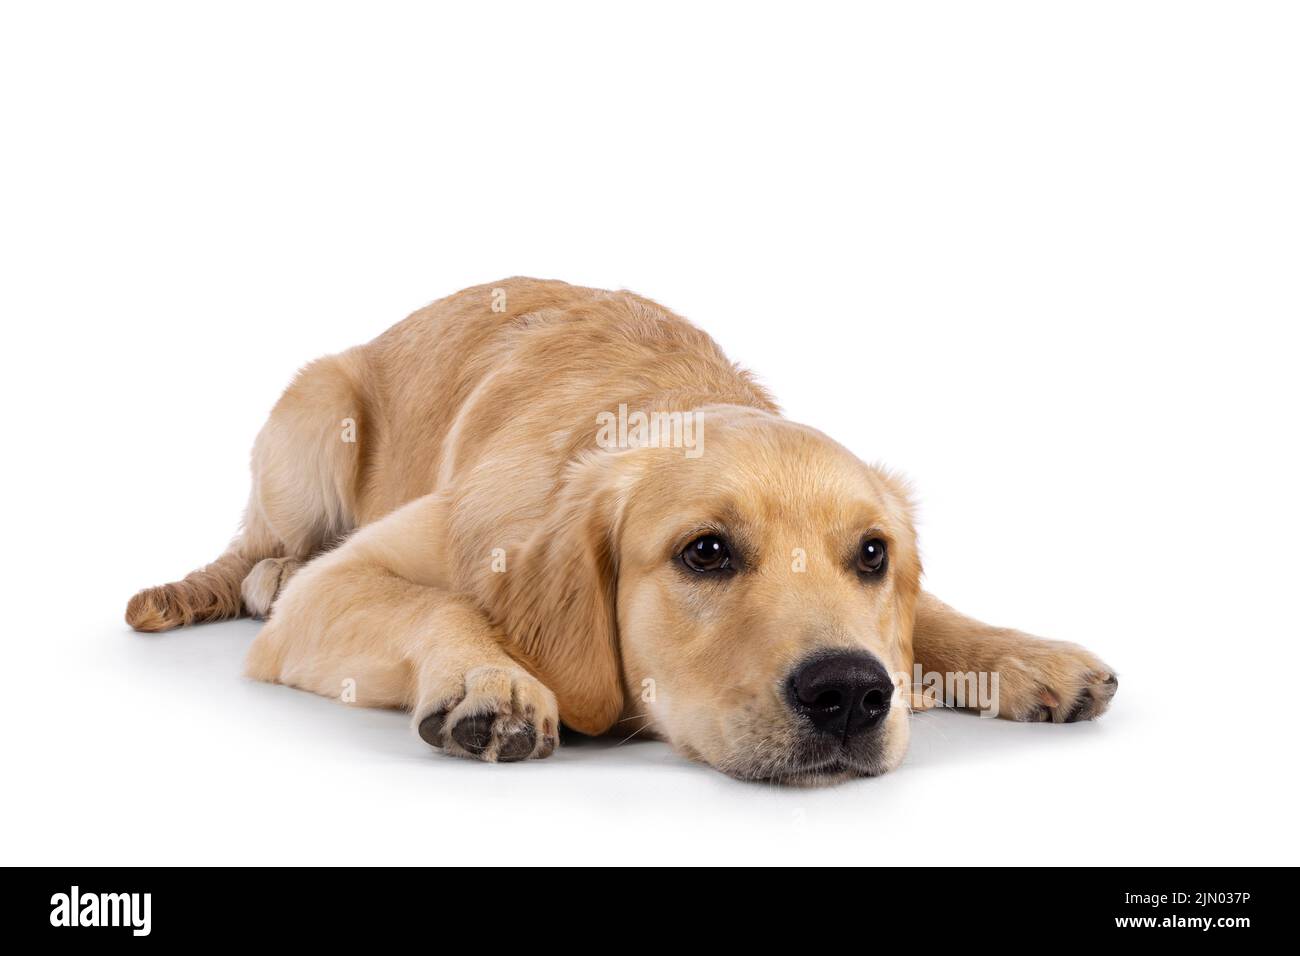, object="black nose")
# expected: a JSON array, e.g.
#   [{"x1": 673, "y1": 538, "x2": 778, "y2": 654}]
[{"x1": 788, "y1": 651, "x2": 895, "y2": 739}]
